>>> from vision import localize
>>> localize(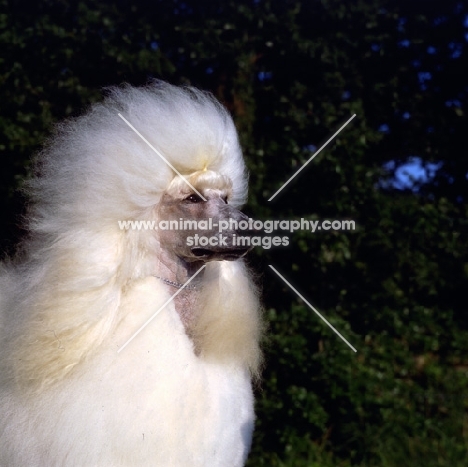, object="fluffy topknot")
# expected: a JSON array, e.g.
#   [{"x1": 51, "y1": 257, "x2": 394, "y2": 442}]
[{"x1": 26, "y1": 81, "x2": 248, "y2": 235}]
